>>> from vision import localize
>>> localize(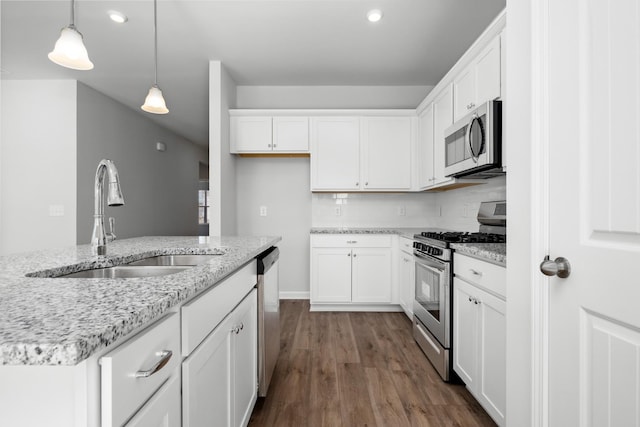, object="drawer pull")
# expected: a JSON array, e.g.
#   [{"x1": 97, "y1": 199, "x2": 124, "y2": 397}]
[
  {"x1": 134, "y1": 350, "x2": 173, "y2": 378},
  {"x1": 346, "y1": 240, "x2": 358, "y2": 244},
  {"x1": 469, "y1": 268, "x2": 483, "y2": 277}
]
